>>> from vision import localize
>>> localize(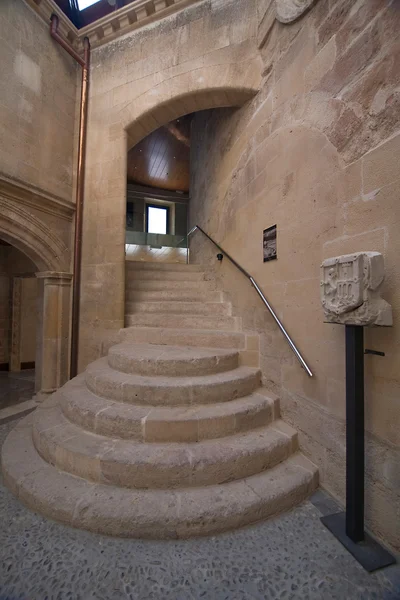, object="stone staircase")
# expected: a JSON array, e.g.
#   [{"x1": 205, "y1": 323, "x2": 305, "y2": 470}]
[{"x1": 1, "y1": 261, "x2": 318, "y2": 538}]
